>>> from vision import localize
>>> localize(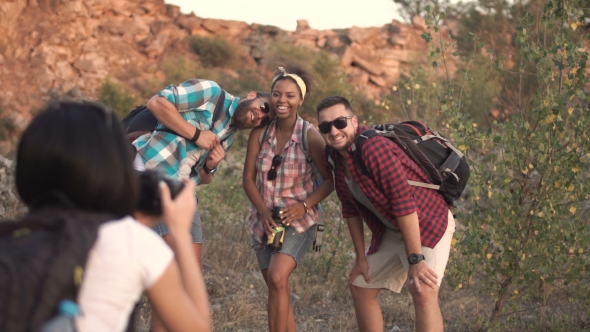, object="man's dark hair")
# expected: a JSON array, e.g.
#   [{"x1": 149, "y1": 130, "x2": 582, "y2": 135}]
[
  {"x1": 16, "y1": 101, "x2": 138, "y2": 218},
  {"x1": 255, "y1": 91, "x2": 271, "y2": 100},
  {"x1": 238, "y1": 91, "x2": 271, "y2": 100},
  {"x1": 316, "y1": 95, "x2": 353, "y2": 116}
]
